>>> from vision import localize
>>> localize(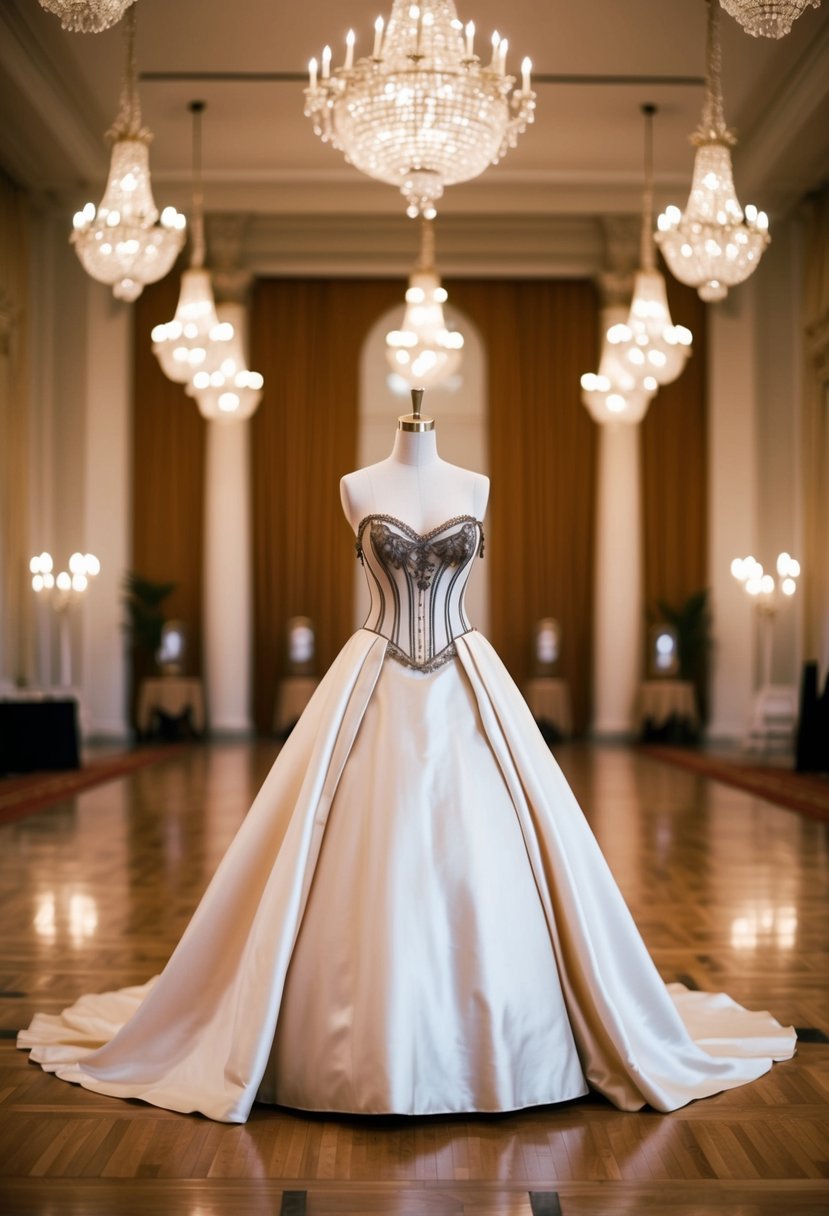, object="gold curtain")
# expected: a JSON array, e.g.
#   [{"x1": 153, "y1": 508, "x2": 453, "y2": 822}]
[
  {"x1": 249, "y1": 278, "x2": 400, "y2": 734},
  {"x1": 639, "y1": 275, "x2": 708, "y2": 709},
  {"x1": 446, "y1": 279, "x2": 599, "y2": 734},
  {"x1": 249, "y1": 276, "x2": 598, "y2": 736},
  {"x1": 131, "y1": 272, "x2": 207, "y2": 705},
  {"x1": 801, "y1": 186, "x2": 829, "y2": 670},
  {"x1": 0, "y1": 170, "x2": 31, "y2": 688}
]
